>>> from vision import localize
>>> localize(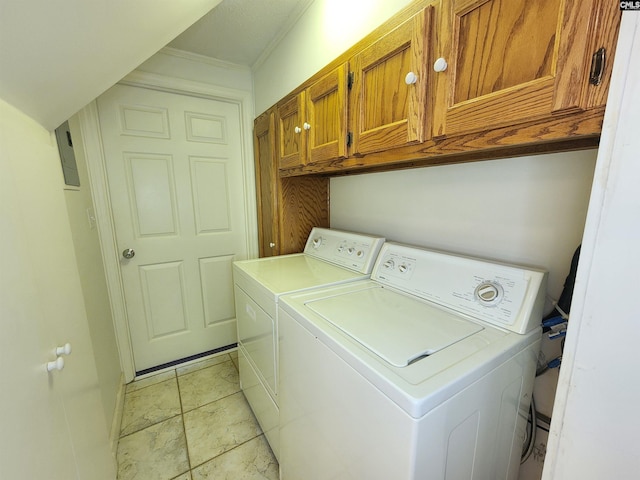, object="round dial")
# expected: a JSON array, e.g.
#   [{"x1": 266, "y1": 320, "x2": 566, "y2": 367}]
[
  {"x1": 383, "y1": 259, "x2": 395, "y2": 269},
  {"x1": 347, "y1": 247, "x2": 355, "y2": 255},
  {"x1": 312, "y1": 237, "x2": 323, "y2": 249},
  {"x1": 474, "y1": 281, "x2": 504, "y2": 306}
]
